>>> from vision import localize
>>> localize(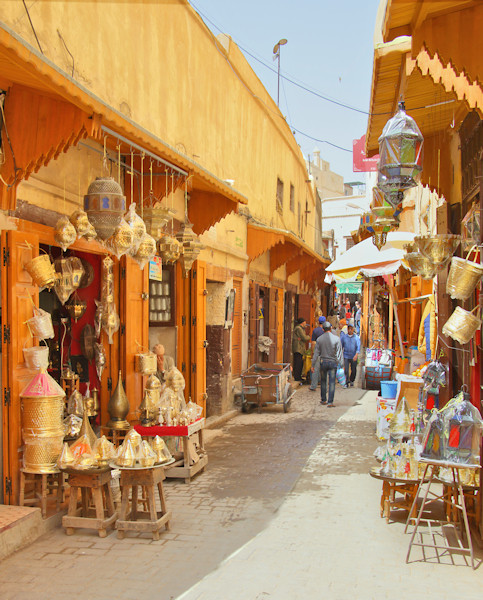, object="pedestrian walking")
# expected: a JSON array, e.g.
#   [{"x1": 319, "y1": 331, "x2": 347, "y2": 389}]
[
  {"x1": 340, "y1": 322, "x2": 360, "y2": 387},
  {"x1": 338, "y1": 301, "x2": 346, "y2": 320},
  {"x1": 292, "y1": 317, "x2": 310, "y2": 382},
  {"x1": 311, "y1": 321, "x2": 343, "y2": 406},
  {"x1": 327, "y1": 308, "x2": 338, "y2": 332},
  {"x1": 355, "y1": 301, "x2": 362, "y2": 335},
  {"x1": 309, "y1": 316, "x2": 326, "y2": 391}
]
